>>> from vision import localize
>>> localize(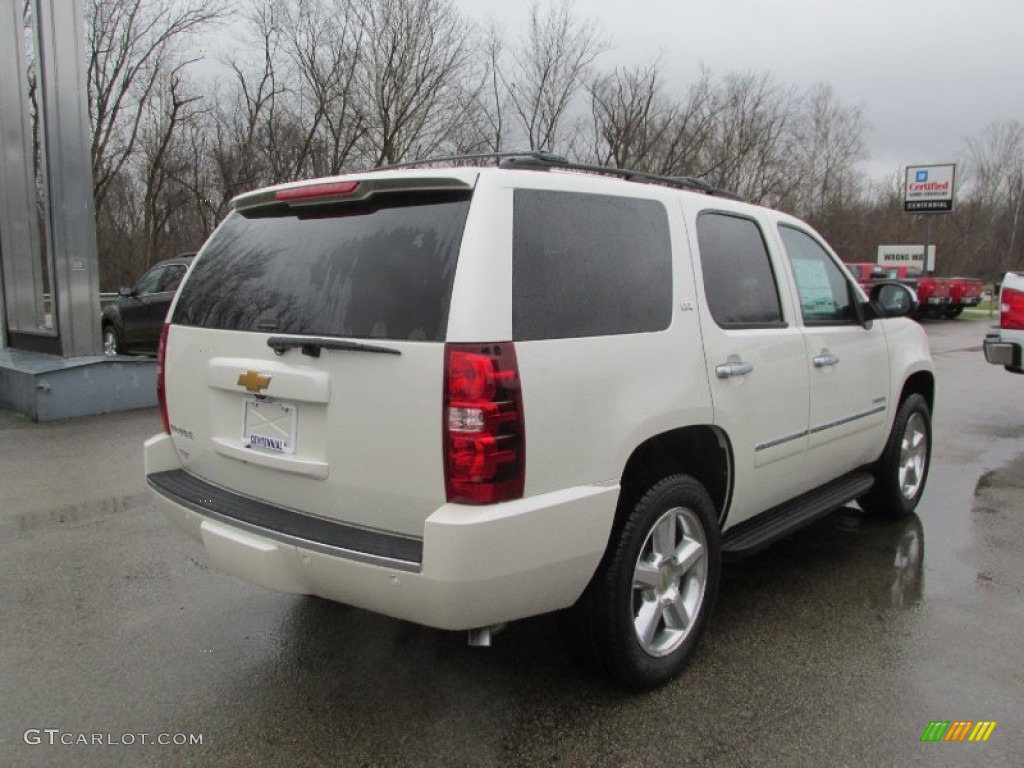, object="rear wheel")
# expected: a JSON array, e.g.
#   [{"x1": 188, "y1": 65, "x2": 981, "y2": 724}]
[
  {"x1": 562, "y1": 474, "x2": 720, "y2": 690},
  {"x1": 859, "y1": 393, "x2": 931, "y2": 518}
]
